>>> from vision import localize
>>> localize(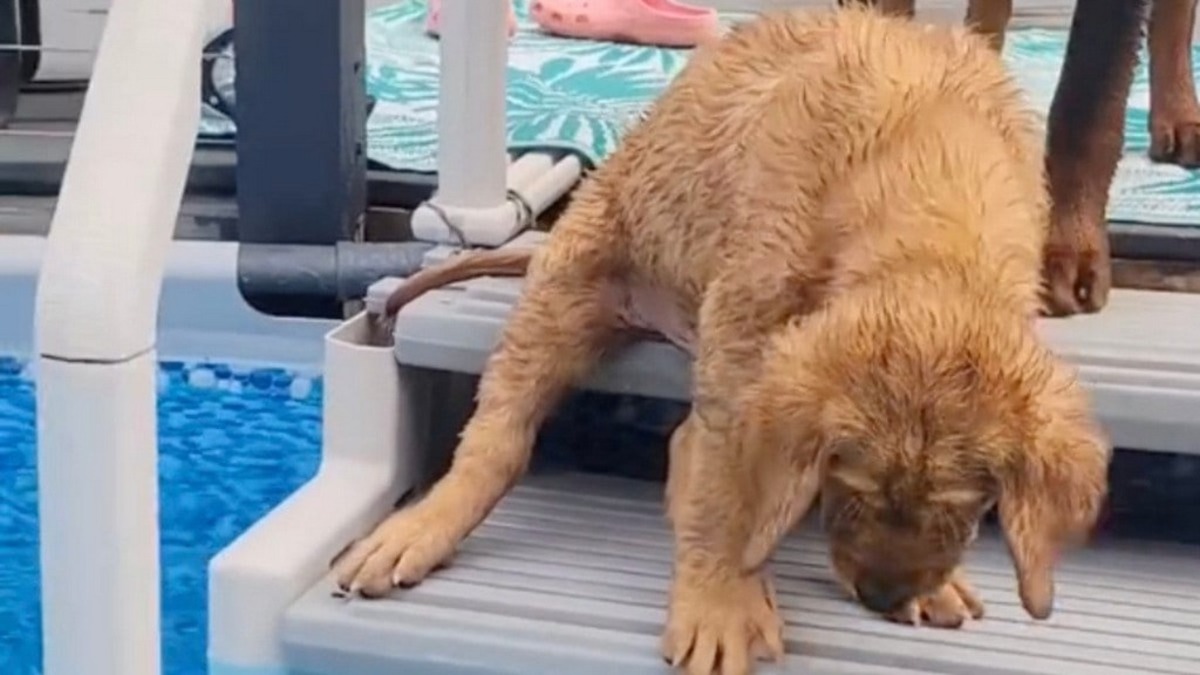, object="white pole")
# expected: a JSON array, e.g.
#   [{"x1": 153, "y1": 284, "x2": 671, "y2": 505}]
[
  {"x1": 435, "y1": 0, "x2": 508, "y2": 208},
  {"x1": 33, "y1": 0, "x2": 206, "y2": 674},
  {"x1": 412, "y1": 0, "x2": 545, "y2": 246}
]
